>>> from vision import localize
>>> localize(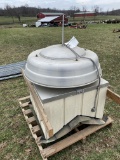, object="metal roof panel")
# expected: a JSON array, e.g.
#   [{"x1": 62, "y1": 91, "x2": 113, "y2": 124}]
[
  {"x1": 75, "y1": 11, "x2": 95, "y2": 14},
  {"x1": 38, "y1": 16, "x2": 59, "y2": 22},
  {"x1": 42, "y1": 12, "x2": 63, "y2": 15}
]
